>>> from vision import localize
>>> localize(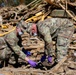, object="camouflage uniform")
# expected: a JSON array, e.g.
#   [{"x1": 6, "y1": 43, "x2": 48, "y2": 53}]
[
  {"x1": 37, "y1": 18, "x2": 74, "y2": 62},
  {"x1": 0, "y1": 29, "x2": 26, "y2": 61}
]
